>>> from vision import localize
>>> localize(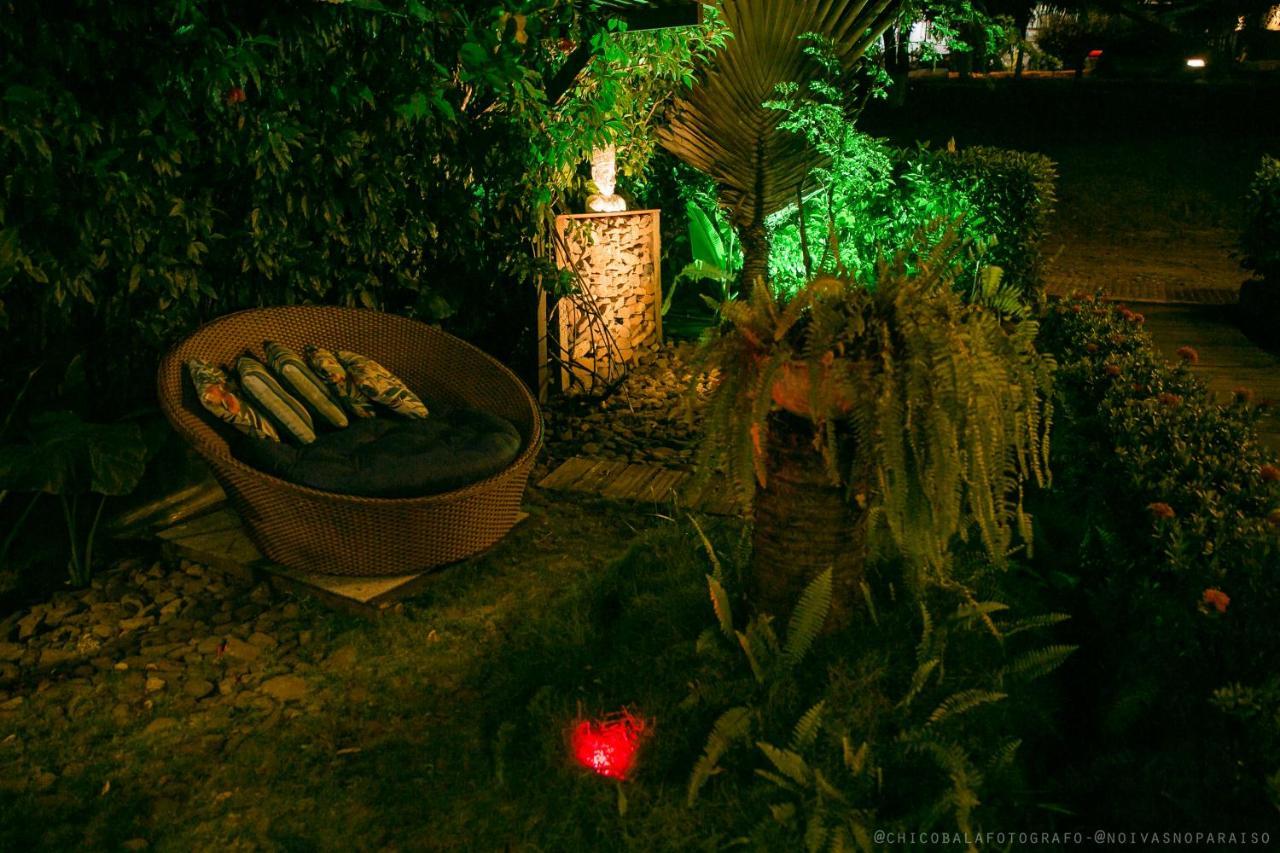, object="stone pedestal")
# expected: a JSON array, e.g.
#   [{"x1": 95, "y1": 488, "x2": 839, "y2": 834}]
[{"x1": 550, "y1": 209, "x2": 662, "y2": 396}]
